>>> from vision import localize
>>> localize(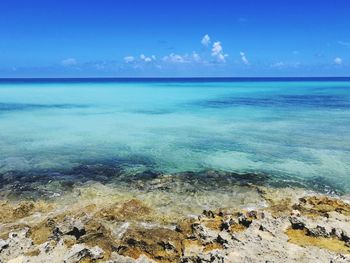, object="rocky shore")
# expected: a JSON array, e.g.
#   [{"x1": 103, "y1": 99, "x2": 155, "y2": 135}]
[{"x1": 1, "y1": 180, "x2": 350, "y2": 263}]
